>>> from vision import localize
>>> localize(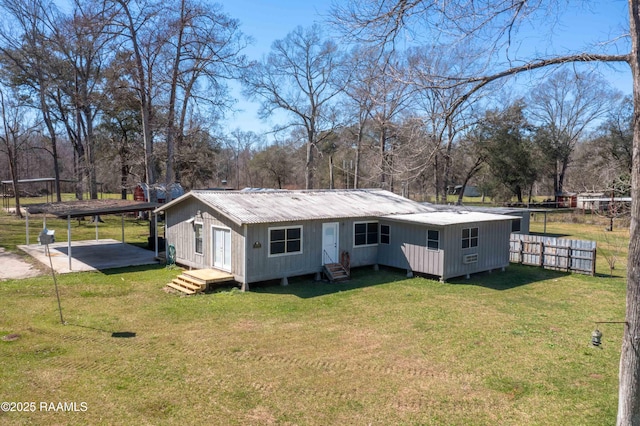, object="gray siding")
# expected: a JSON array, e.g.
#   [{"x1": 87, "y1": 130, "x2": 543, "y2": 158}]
[
  {"x1": 164, "y1": 198, "x2": 245, "y2": 282},
  {"x1": 441, "y1": 221, "x2": 511, "y2": 280},
  {"x1": 377, "y1": 221, "x2": 444, "y2": 277},
  {"x1": 164, "y1": 197, "x2": 511, "y2": 285},
  {"x1": 378, "y1": 220, "x2": 511, "y2": 280},
  {"x1": 511, "y1": 212, "x2": 530, "y2": 234},
  {"x1": 244, "y1": 217, "x2": 381, "y2": 283}
]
